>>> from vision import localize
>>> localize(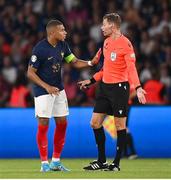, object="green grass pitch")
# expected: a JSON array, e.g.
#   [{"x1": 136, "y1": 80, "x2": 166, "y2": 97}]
[{"x1": 0, "y1": 158, "x2": 171, "y2": 178}]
